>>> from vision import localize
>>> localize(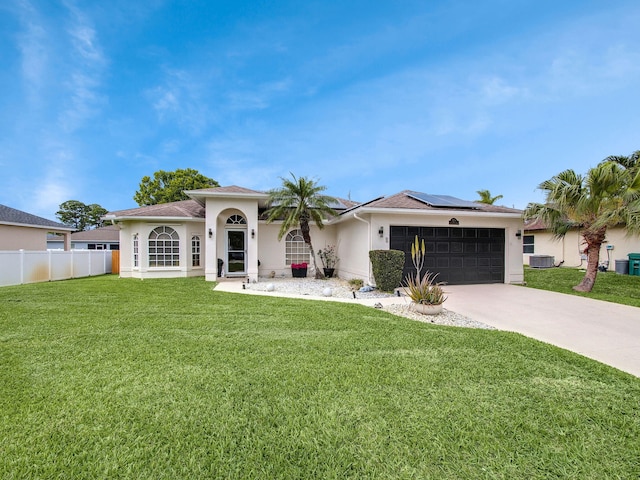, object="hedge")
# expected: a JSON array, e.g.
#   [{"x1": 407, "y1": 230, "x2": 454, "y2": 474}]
[{"x1": 369, "y1": 249, "x2": 405, "y2": 292}]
